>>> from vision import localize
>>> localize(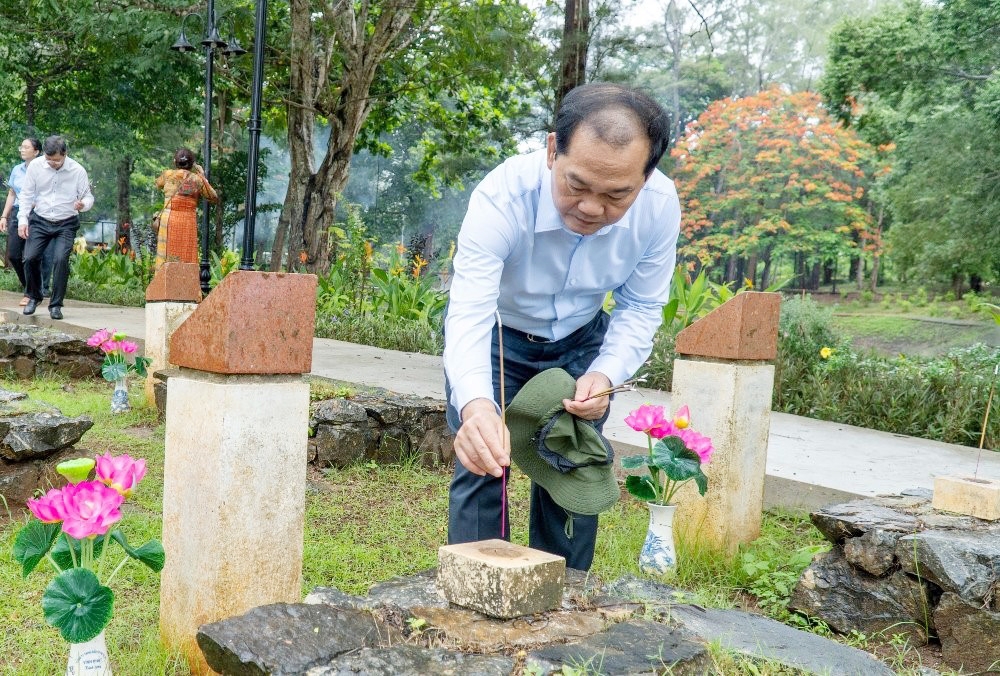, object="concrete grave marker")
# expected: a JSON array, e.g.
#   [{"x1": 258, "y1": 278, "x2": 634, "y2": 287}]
[
  {"x1": 933, "y1": 475, "x2": 1000, "y2": 520},
  {"x1": 159, "y1": 270, "x2": 317, "y2": 674},
  {"x1": 437, "y1": 539, "x2": 565, "y2": 618},
  {"x1": 143, "y1": 262, "x2": 201, "y2": 403}
]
